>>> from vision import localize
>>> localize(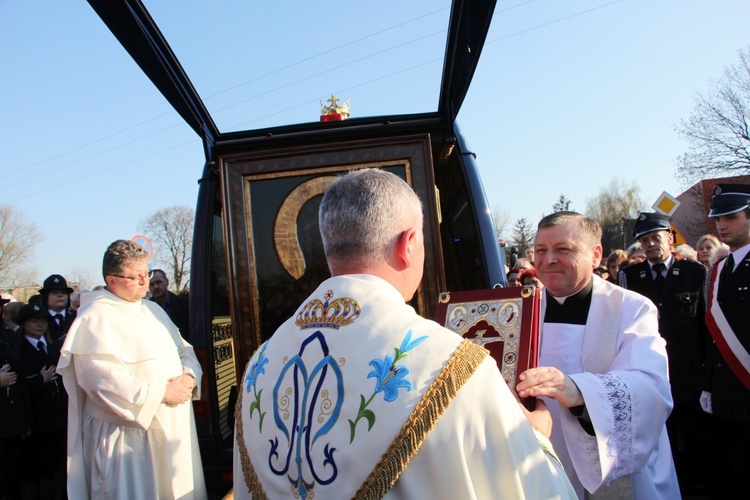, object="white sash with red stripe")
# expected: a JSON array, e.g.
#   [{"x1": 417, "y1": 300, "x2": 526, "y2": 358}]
[{"x1": 705, "y1": 258, "x2": 750, "y2": 391}]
